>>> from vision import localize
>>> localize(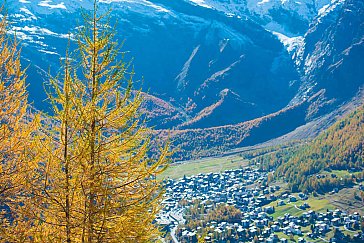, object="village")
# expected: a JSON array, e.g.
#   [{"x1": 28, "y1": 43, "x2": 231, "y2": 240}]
[{"x1": 156, "y1": 167, "x2": 364, "y2": 242}]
